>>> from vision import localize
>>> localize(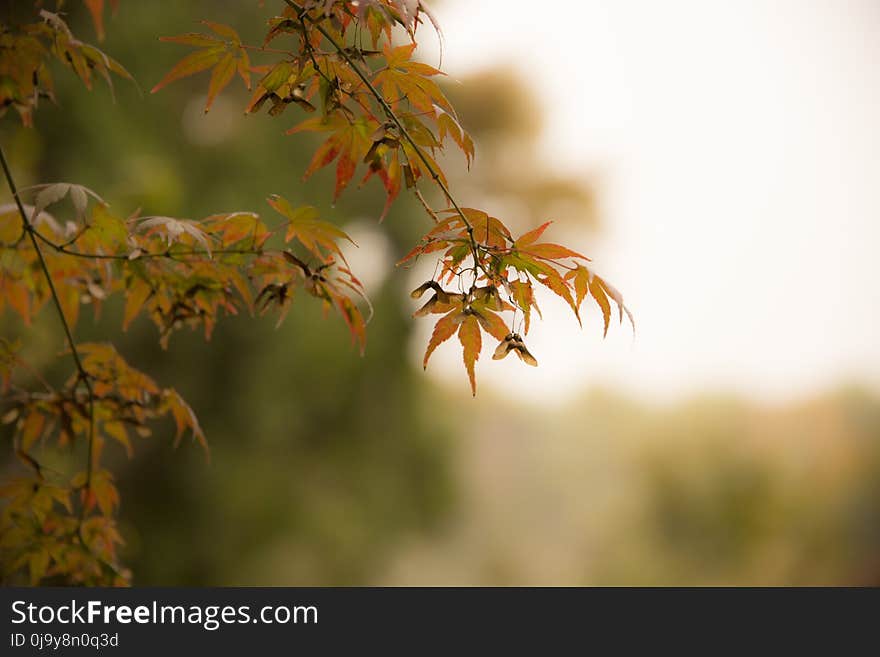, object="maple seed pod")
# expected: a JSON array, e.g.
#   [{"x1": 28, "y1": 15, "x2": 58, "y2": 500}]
[
  {"x1": 410, "y1": 280, "x2": 440, "y2": 299},
  {"x1": 492, "y1": 340, "x2": 512, "y2": 361},
  {"x1": 413, "y1": 294, "x2": 439, "y2": 317},
  {"x1": 474, "y1": 285, "x2": 503, "y2": 310},
  {"x1": 515, "y1": 345, "x2": 539, "y2": 367},
  {"x1": 492, "y1": 333, "x2": 539, "y2": 367}
]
